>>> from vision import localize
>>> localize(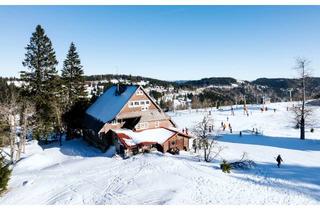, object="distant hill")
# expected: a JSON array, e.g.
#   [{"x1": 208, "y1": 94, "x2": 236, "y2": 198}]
[
  {"x1": 252, "y1": 77, "x2": 320, "y2": 90},
  {"x1": 179, "y1": 77, "x2": 239, "y2": 87},
  {"x1": 252, "y1": 78, "x2": 300, "y2": 89},
  {"x1": 84, "y1": 74, "x2": 177, "y2": 88},
  {"x1": 3, "y1": 74, "x2": 320, "y2": 102},
  {"x1": 84, "y1": 74, "x2": 242, "y2": 88},
  {"x1": 83, "y1": 74, "x2": 320, "y2": 97}
]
